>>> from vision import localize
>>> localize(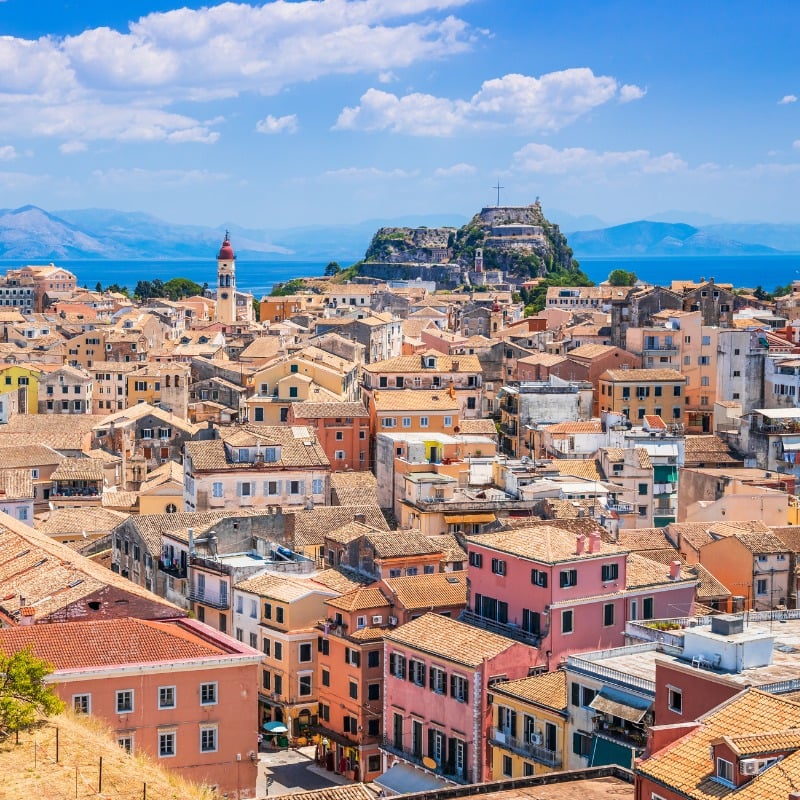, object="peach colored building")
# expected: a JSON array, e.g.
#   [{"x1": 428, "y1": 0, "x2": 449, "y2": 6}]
[
  {"x1": 317, "y1": 587, "x2": 391, "y2": 782},
  {"x1": 288, "y1": 400, "x2": 371, "y2": 472},
  {"x1": 0, "y1": 617, "x2": 262, "y2": 798}
]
